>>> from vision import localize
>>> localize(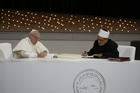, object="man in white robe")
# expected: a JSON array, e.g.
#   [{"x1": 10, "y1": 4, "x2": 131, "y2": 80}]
[{"x1": 13, "y1": 29, "x2": 49, "y2": 58}]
